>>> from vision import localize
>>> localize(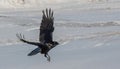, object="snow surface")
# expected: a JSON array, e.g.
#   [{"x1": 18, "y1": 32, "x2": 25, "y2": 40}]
[{"x1": 0, "y1": 0, "x2": 120, "y2": 69}]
